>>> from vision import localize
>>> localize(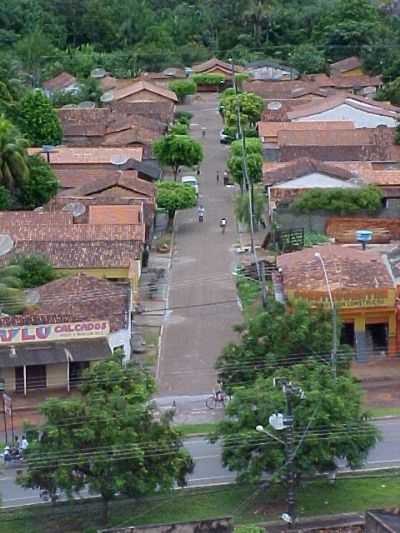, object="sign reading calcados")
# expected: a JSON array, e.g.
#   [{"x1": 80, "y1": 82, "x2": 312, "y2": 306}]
[{"x1": 0, "y1": 320, "x2": 110, "y2": 345}]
